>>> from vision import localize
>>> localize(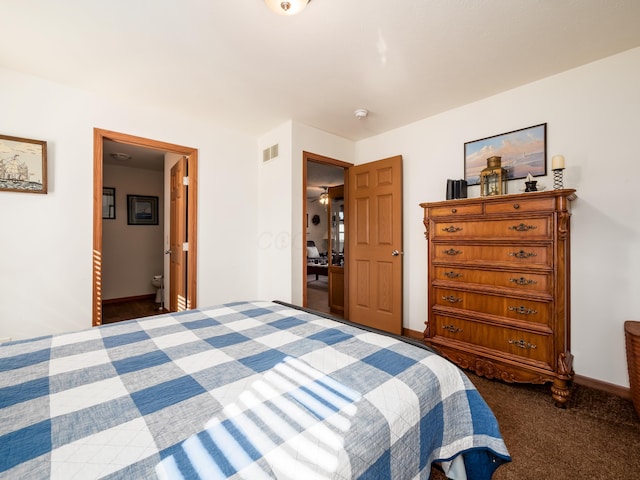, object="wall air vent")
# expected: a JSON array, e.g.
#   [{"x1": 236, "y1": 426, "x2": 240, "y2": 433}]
[{"x1": 262, "y1": 143, "x2": 279, "y2": 162}]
